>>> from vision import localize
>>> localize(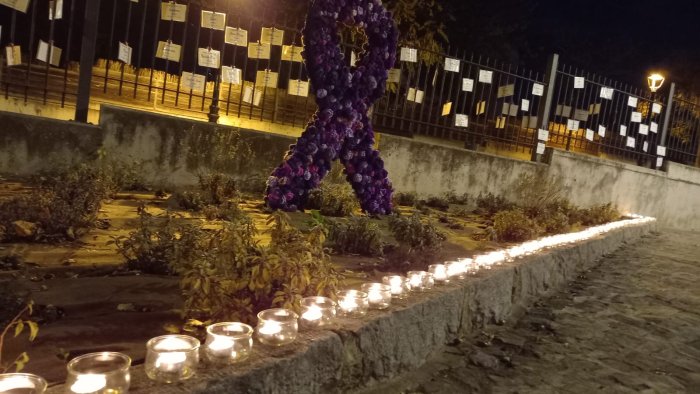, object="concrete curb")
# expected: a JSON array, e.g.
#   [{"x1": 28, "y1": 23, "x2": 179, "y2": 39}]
[{"x1": 47, "y1": 220, "x2": 655, "y2": 393}]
